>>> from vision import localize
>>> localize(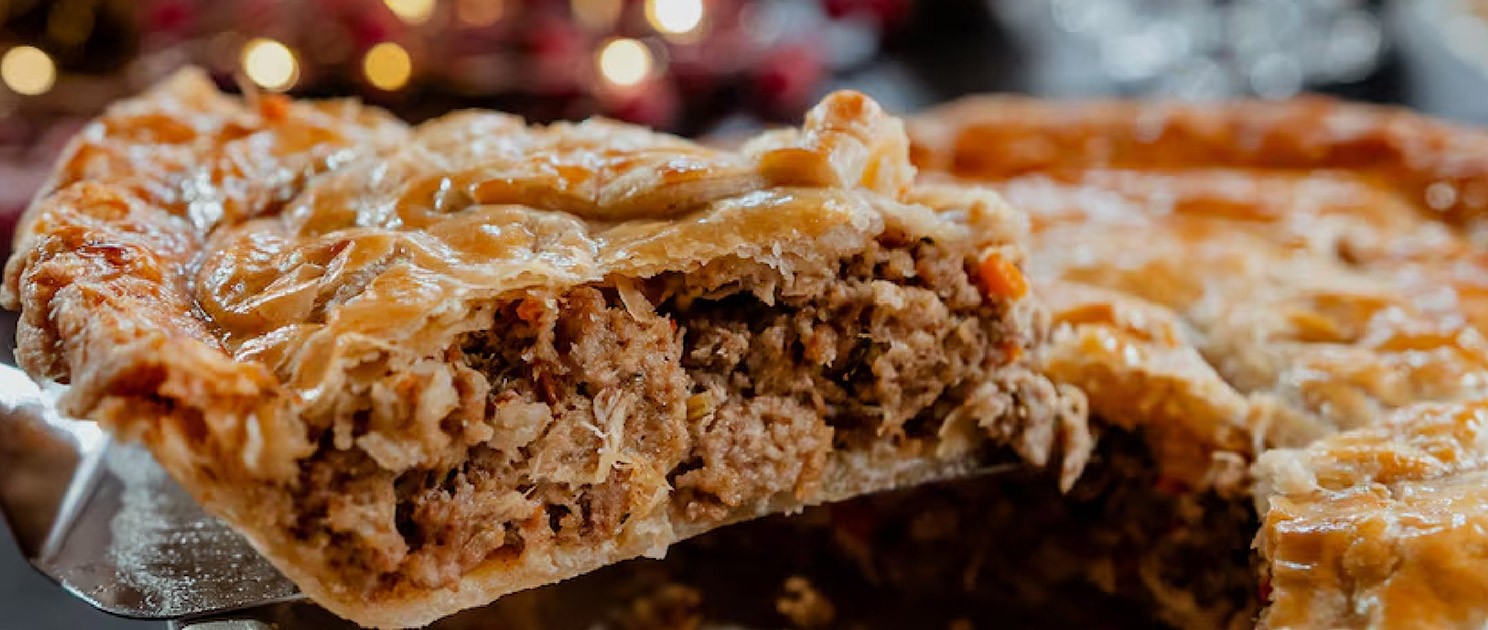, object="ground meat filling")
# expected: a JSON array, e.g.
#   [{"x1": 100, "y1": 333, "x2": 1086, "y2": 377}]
[
  {"x1": 664, "y1": 233, "x2": 1017, "y2": 519},
  {"x1": 286, "y1": 231, "x2": 1029, "y2": 595}
]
